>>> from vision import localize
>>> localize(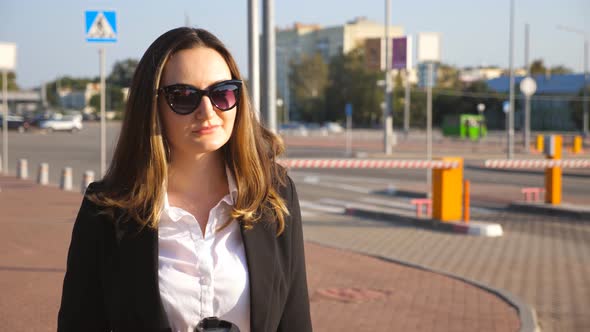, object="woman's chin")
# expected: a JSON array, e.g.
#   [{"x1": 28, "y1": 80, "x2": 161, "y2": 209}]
[{"x1": 186, "y1": 140, "x2": 227, "y2": 155}]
